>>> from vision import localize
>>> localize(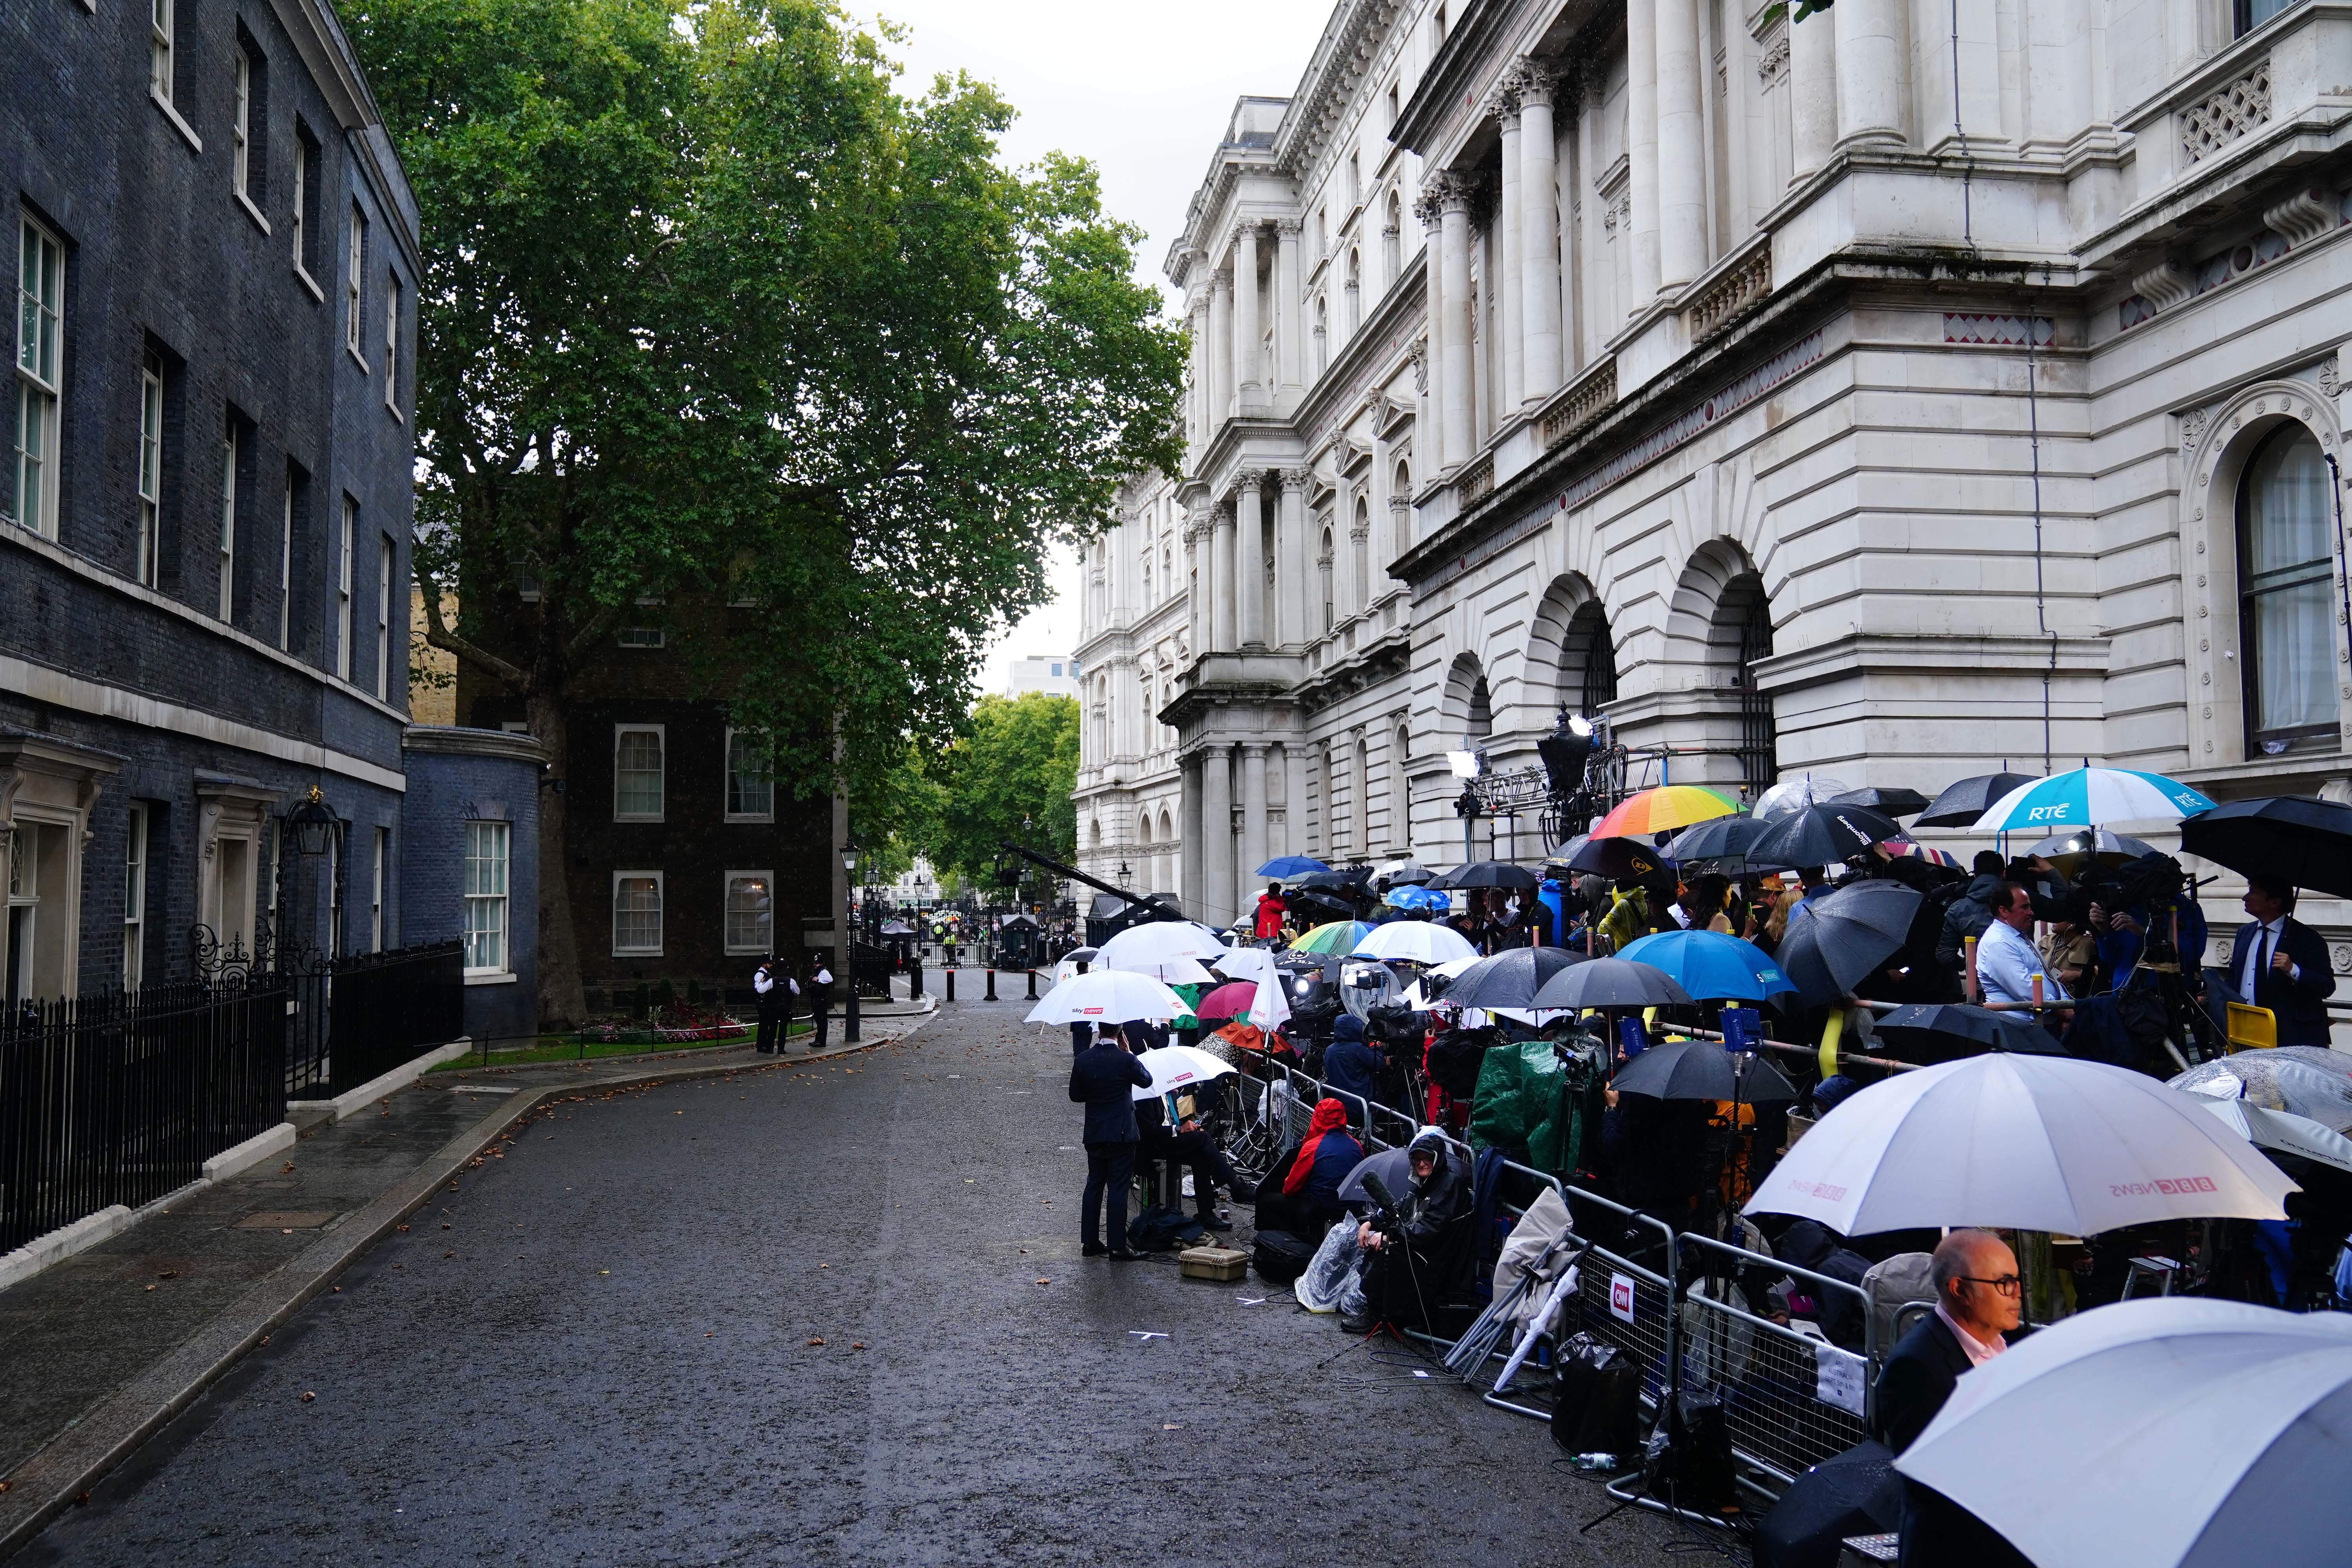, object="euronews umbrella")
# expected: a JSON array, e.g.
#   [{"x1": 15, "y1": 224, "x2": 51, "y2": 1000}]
[
  {"x1": 1970, "y1": 767, "x2": 2217, "y2": 833},
  {"x1": 2180, "y1": 794, "x2": 2352, "y2": 900},
  {"x1": 1744, "y1": 804, "x2": 1907, "y2": 872},
  {"x1": 1912, "y1": 771, "x2": 2036, "y2": 829},
  {"x1": 1773, "y1": 878, "x2": 1922, "y2": 1005},
  {"x1": 1617, "y1": 929, "x2": 1795, "y2": 1002},
  {"x1": 1290, "y1": 920, "x2": 1372, "y2": 955}
]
